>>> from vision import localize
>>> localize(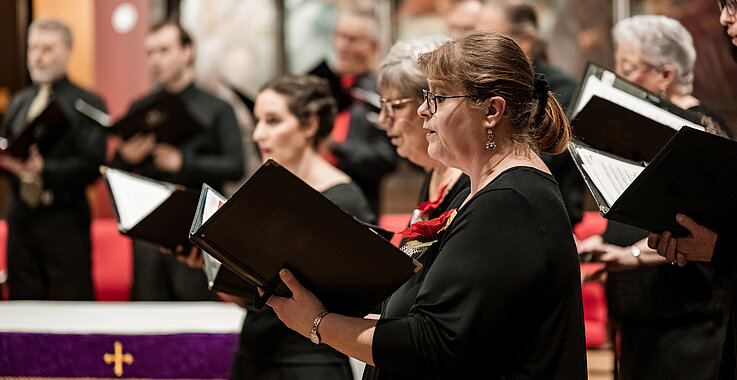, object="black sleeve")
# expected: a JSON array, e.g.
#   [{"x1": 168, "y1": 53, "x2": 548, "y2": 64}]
[
  {"x1": 42, "y1": 95, "x2": 107, "y2": 188},
  {"x1": 712, "y1": 233, "x2": 737, "y2": 275},
  {"x1": 331, "y1": 118, "x2": 398, "y2": 181},
  {"x1": 178, "y1": 103, "x2": 244, "y2": 184},
  {"x1": 371, "y1": 188, "x2": 549, "y2": 377}
]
